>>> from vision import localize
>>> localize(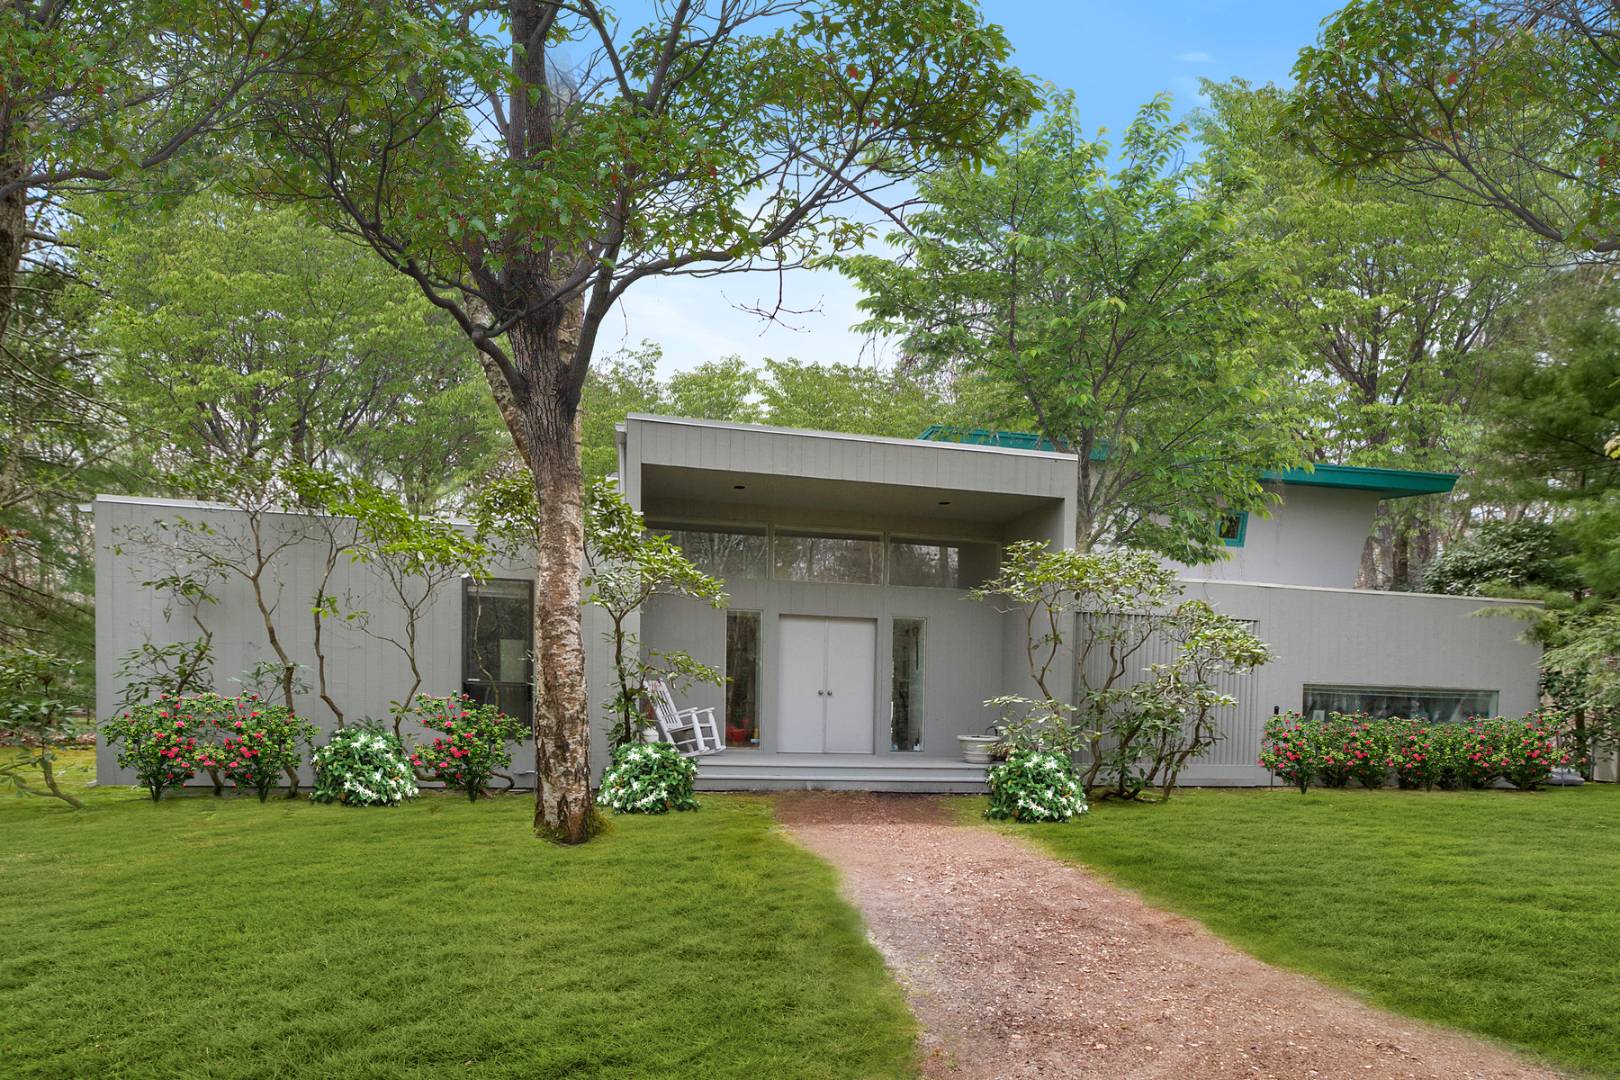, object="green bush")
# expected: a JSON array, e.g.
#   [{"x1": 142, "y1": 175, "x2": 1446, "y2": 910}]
[
  {"x1": 1258, "y1": 713, "x2": 1318, "y2": 793},
  {"x1": 215, "y1": 698, "x2": 316, "y2": 802},
  {"x1": 1313, "y1": 714, "x2": 1358, "y2": 788},
  {"x1": 1498, "y1": 712, "x2": 1568, "y2": 791},
  {"x1": 985, "y1": 749, "x2": 1088, "y2": 823},
  {"x1": 1390, "y1": 721, "x2": 1443, "y2": 790},
  {"x1": 1457, "y1": 718, "x2": 1507, "y2": 788},
  {"x1": 597, "y1": 742, "x2": 698, "y2": 814},
  {"x1": 104, "y1": 696, "x2": 205, "y2": 801},
  {"x1": 404, "y1": 694, "x2": 529, "y2": 801},
  {"x1": 310, "y1": 724, "x2": 419, "y2": 807},
  {"x1": 1337, "y1": 713, "x2": 1392, "y2": 789}
]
